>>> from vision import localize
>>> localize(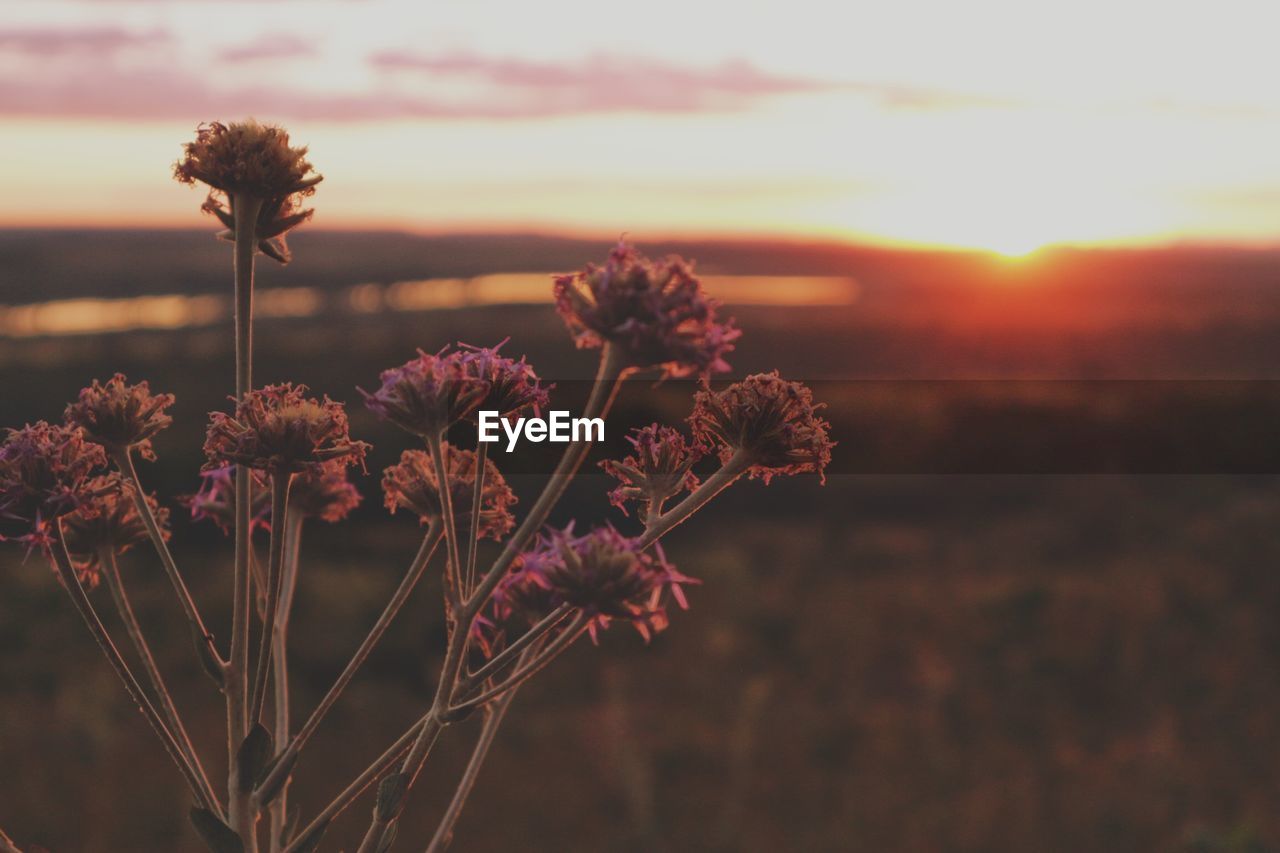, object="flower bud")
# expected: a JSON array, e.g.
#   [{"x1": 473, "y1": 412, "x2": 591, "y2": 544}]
[
  {"x1": 361, "y1": 349, "x2": 489, "y2": 438},
  {"x1": 64, "y1": 374, "x2": 174, "y2": 460},
  {"x1": 204, "y1": 384, "x2": 369, "y2": 474},
  {"x1": 600, "y1": 424, "x2": 701, "y2": 516},
  {"x1": 0, "y1": 422, "x2": 108, "y2": 552},
  {"x1": 457, "y1": 340, "x2": 552, "y2": 420},
  {"x1": 689, "y1": 372, "x2": 834, "y2": 483},
  {"x1": 61, "y1": 474, "x2": 168, "y2": 585},
  {"x1": 382, "y1": 445, "x2": 515, "y2": 540},
  {"x1": 553, "y1": 243, "x2": 740, "y2": 379}
]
